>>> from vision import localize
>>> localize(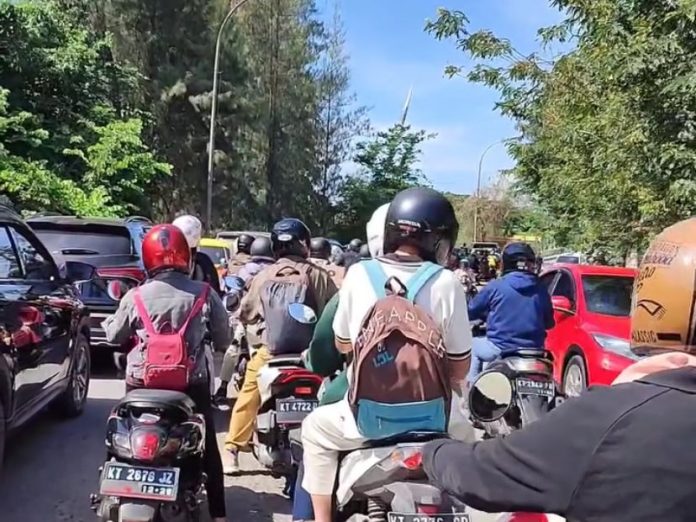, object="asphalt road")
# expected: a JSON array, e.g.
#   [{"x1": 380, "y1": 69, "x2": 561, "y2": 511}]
[{"x1": 0, "y1": 357, "x2": 505, "y2": 522}]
